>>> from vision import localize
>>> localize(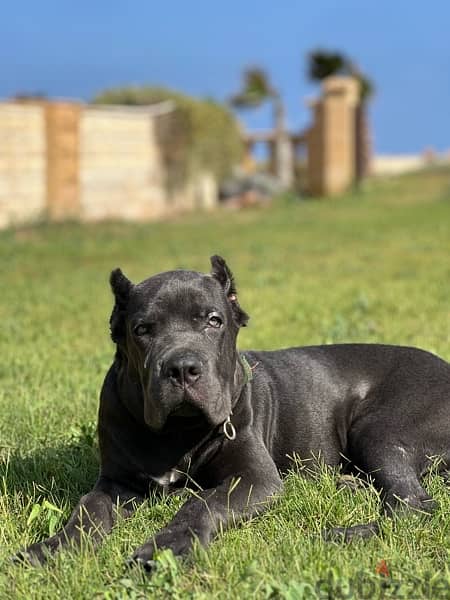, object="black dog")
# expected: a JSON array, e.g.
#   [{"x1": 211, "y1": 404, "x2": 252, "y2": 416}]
[{"x1": 16, "y1": 256, "x2": 450, "y2": 568}]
